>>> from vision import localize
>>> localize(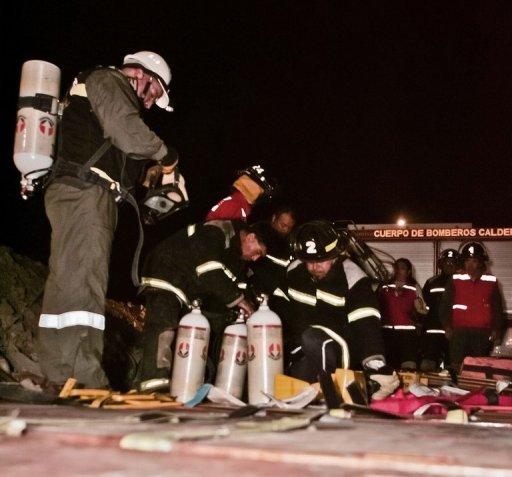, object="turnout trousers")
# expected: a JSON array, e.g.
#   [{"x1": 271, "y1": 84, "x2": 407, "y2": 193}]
[
  {"x1": 38, "y1": 182, "x2": 117, "y2": 388},
  {"x1": 382, "y1": 327, "x2": 418, "y2": 370},
  {"x1": 139, "y1": 290, "x2": 183, "y2": 383},
  {"x1": 449, "y1": 328, "x2": 492, "y2": 374},
  {"x1": 287, "y1": 327, "x2": 341, "y2": 383}
]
